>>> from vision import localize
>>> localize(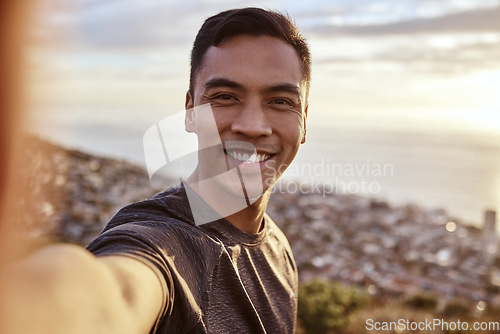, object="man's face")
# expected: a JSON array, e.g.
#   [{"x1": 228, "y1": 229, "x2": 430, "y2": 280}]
[{"x1": 186, "y1": 34, "x2": 307, "y2": 200}]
